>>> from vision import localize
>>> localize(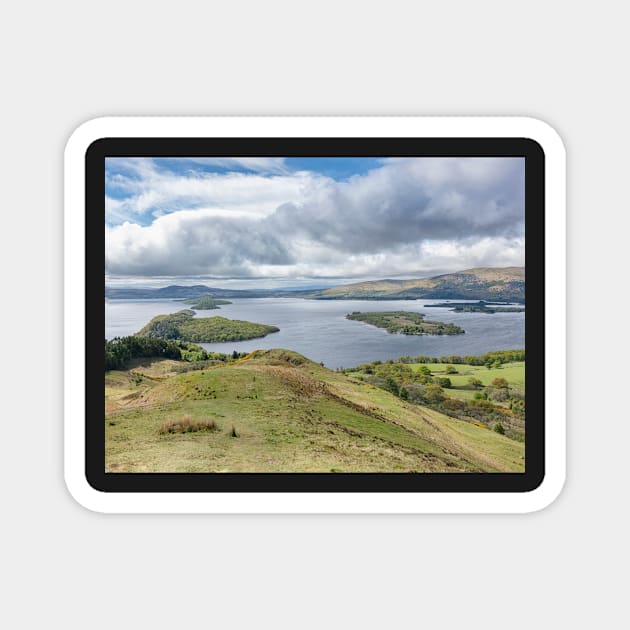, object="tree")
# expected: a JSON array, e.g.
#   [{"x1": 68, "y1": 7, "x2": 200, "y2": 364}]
[
  {"x1": 468, "y1": 377, "x2": 483, "y2": 389},
  {"x1": 445, "y1": 366, "x2": 458, "y2": 374}
]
